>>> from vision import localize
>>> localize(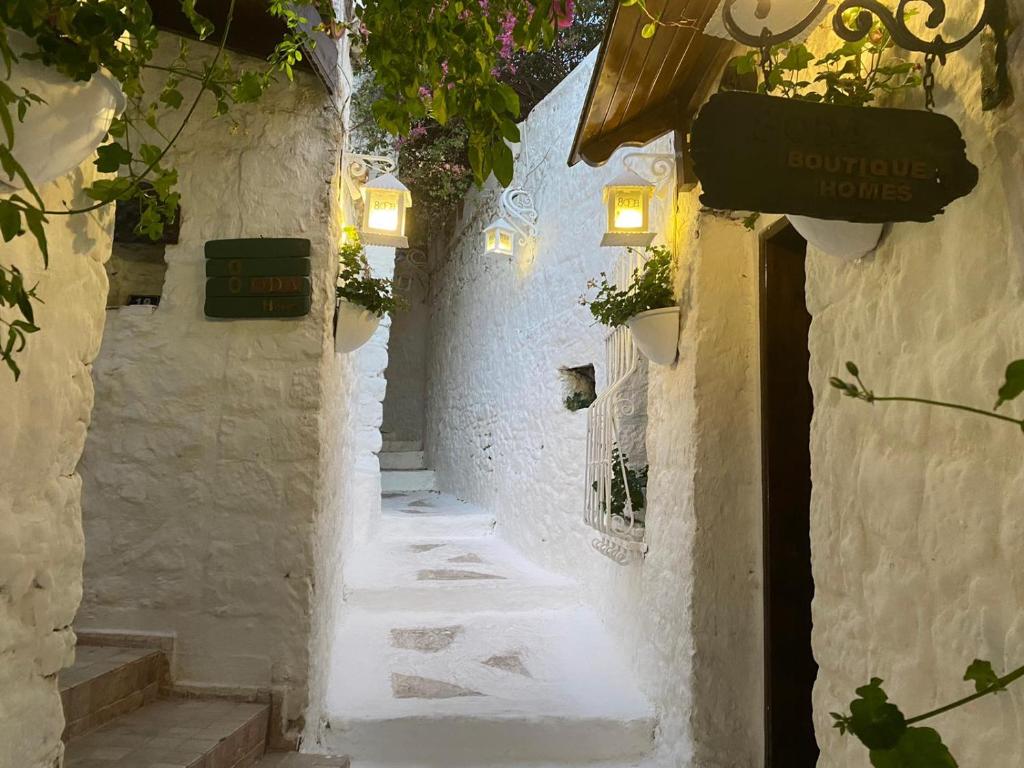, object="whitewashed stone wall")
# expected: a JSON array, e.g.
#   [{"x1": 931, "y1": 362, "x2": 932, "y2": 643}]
[
  {"x1": 77, "y1": 36, "x2": 346, "y2": 742},
  {"x1": 801, "y1": 10, "x2": 1024, "y2": 766},
  {"x1": 0, "y1": 164, "x2": 114, "y2": 768}
]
